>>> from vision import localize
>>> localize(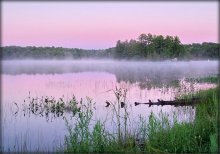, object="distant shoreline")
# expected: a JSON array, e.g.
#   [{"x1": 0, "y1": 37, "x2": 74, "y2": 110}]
[{"x1": 1, "y1": 34, "x2": 219, "y2": 60}]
